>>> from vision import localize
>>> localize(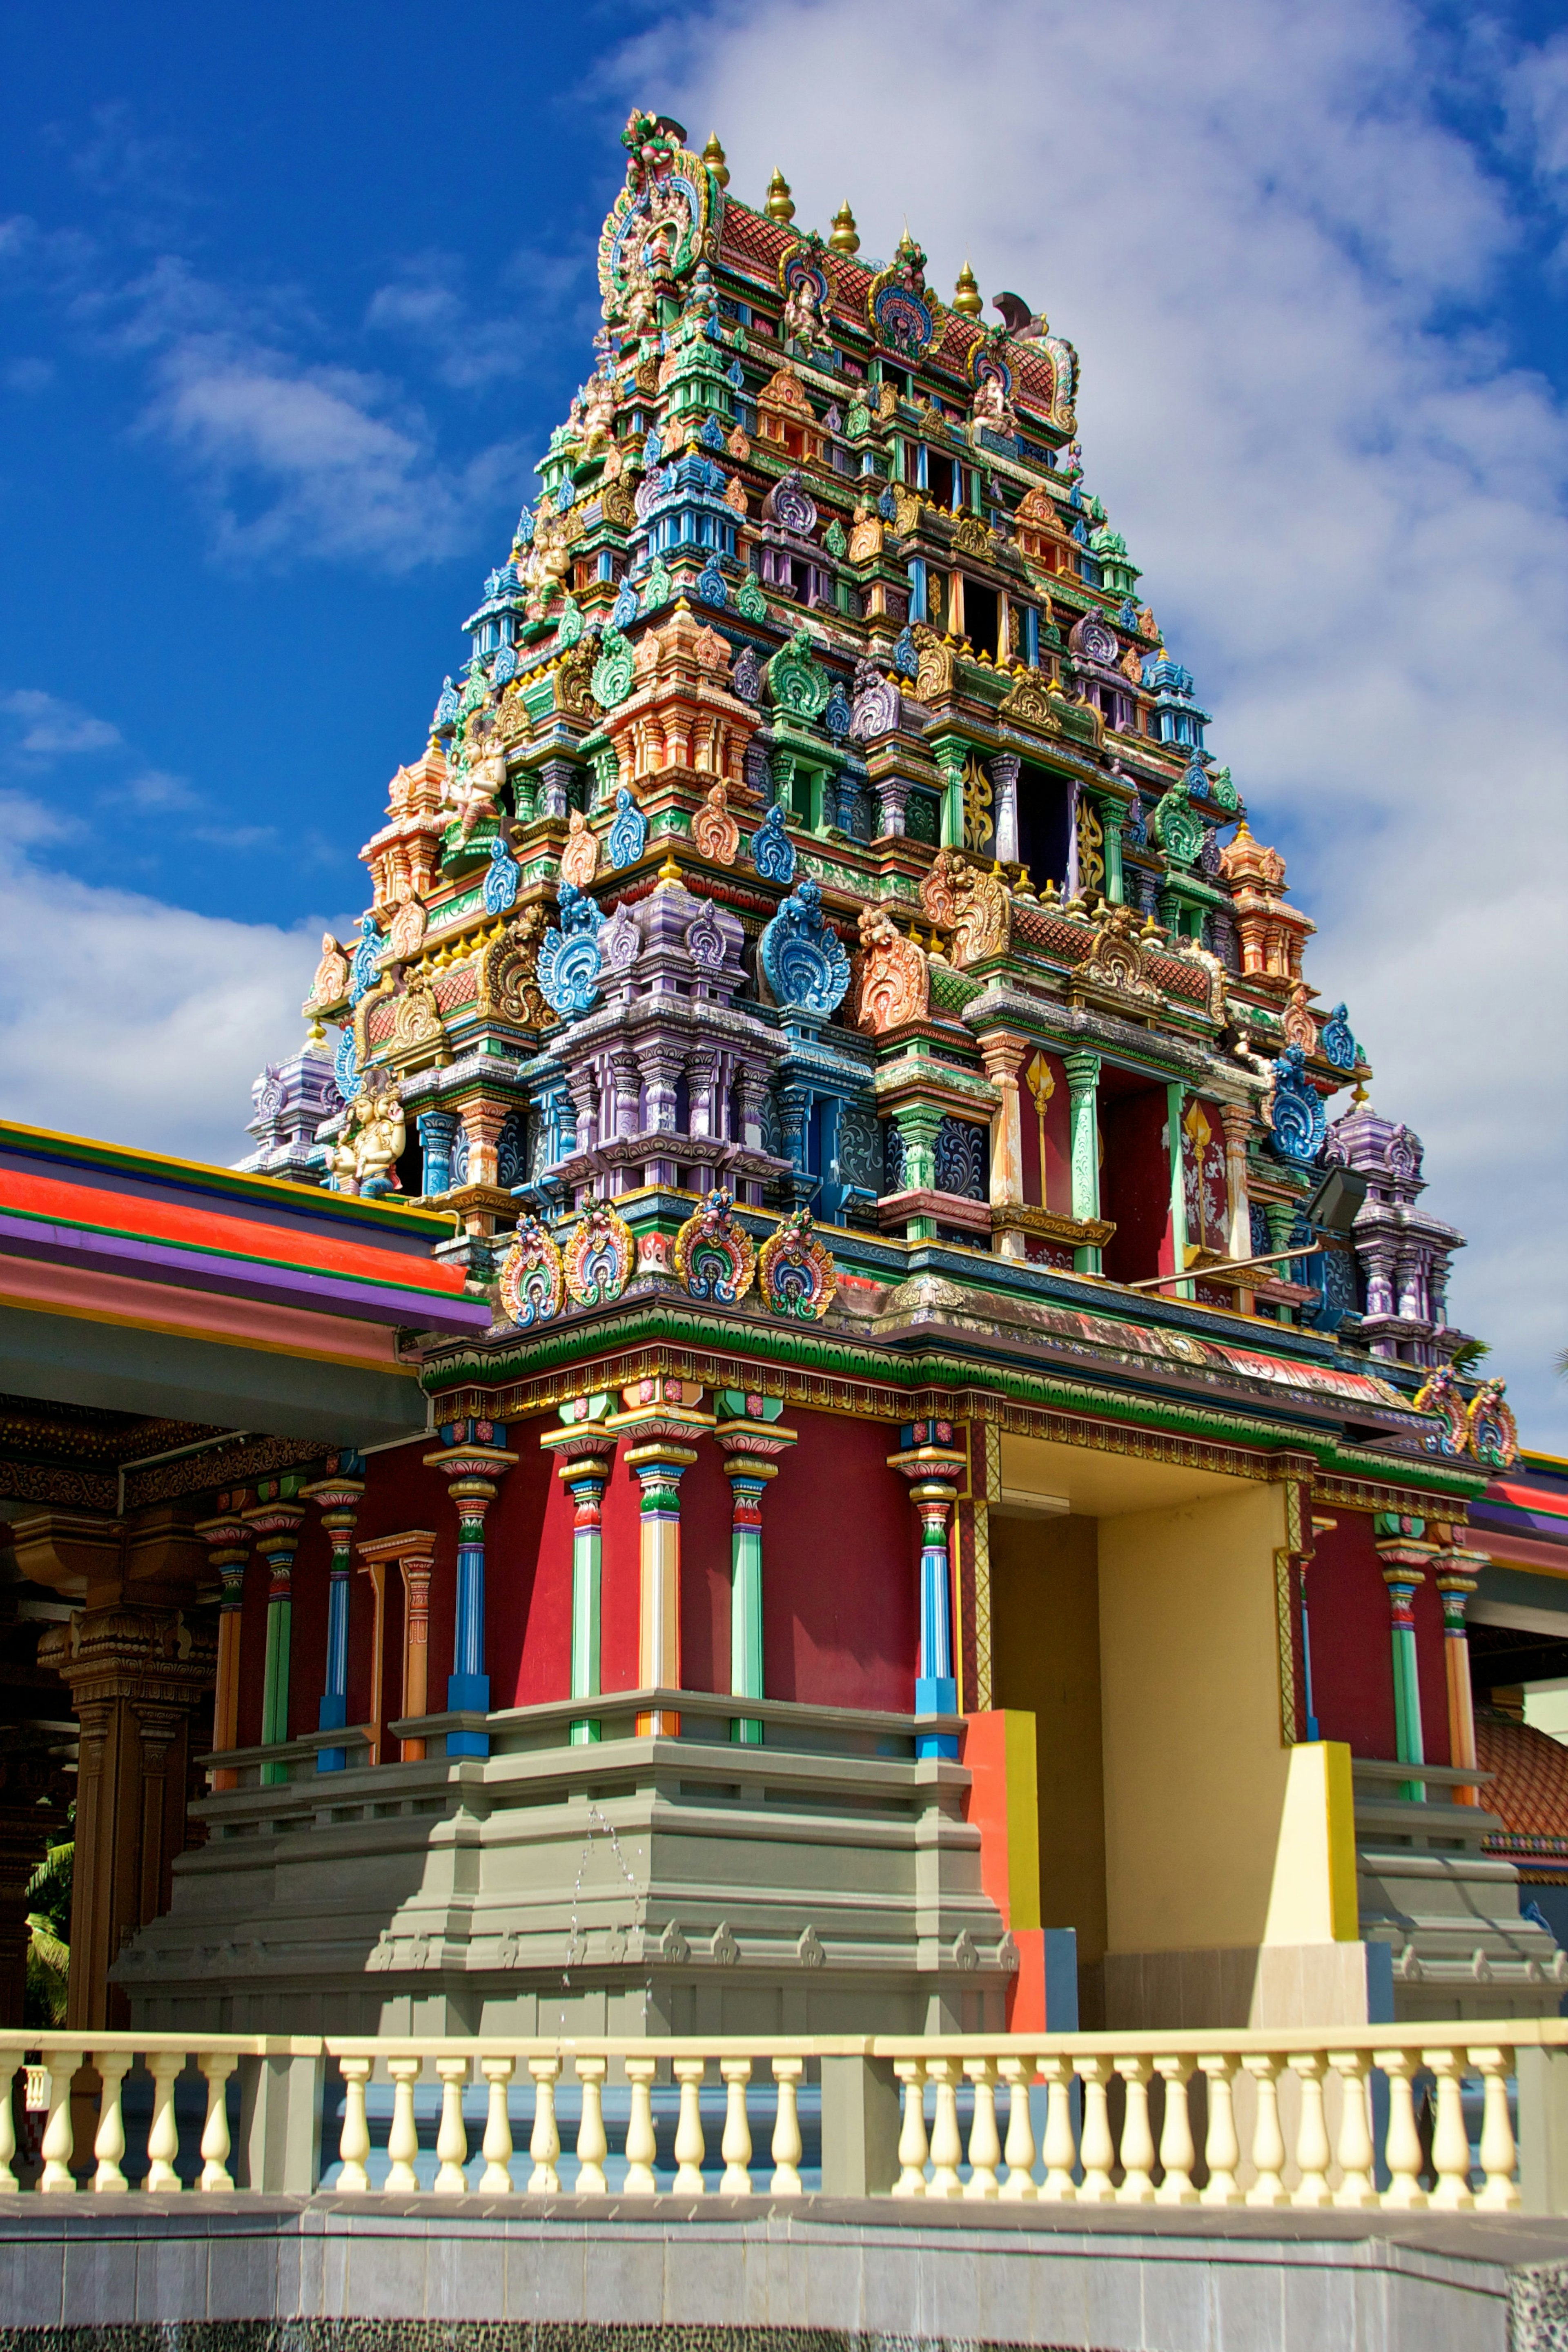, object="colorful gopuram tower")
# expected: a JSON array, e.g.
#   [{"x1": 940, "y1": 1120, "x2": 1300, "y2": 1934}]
[{"x1": 128, "y1": 112, "x2": 1554, "y2": 2040}]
